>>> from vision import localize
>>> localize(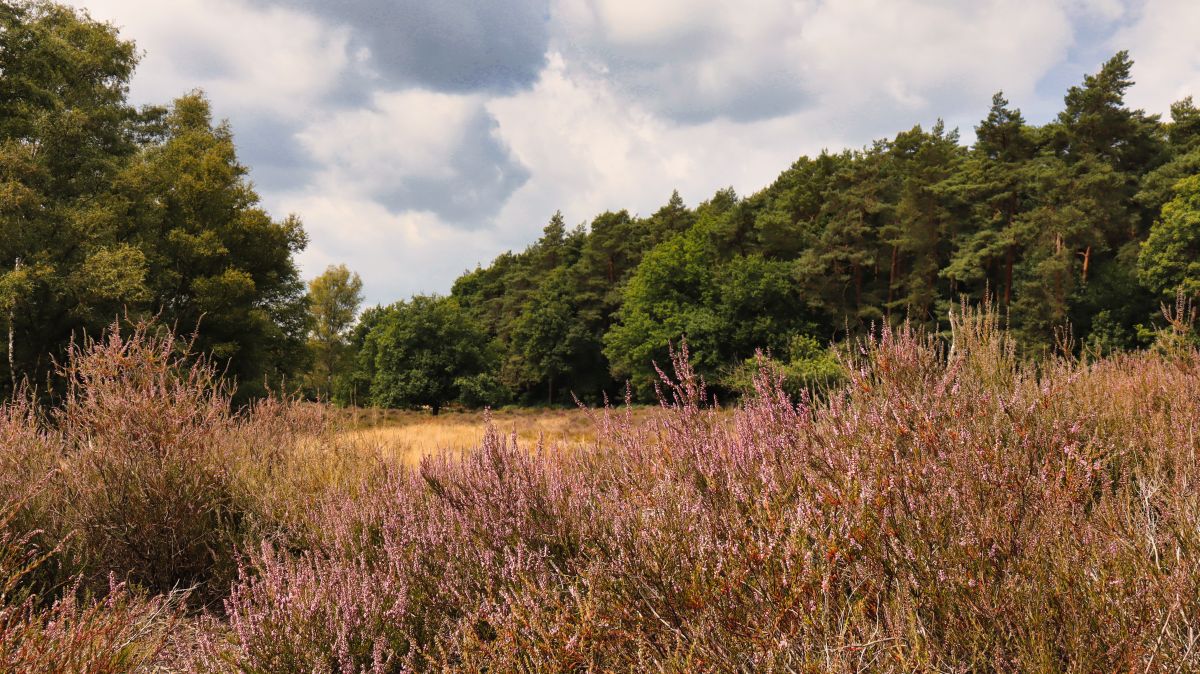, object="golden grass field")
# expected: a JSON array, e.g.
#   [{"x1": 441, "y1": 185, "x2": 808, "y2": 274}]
[
  {"x1": 240, "y1": 406, "x2": 660, "y2": 522},
  {"x1": 332, "y1": 406, "x2": 657, "y2": 466}
]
